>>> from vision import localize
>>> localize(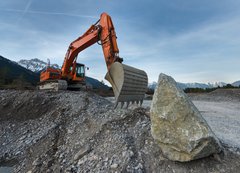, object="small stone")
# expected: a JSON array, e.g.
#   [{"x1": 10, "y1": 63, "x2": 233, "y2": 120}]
[
  {"x1": 25, "y1": 139, "x2": 31, "y2": 145},
  {"x1": 74, "y1": 145, "x2": 90, "y2": 161},
  {"x1": 67, "y1": 129, "x2": 74, "y2": 134},
  {"x1": 46, "y1": 169, "x2": 52, "y2": 173},
  {"x1": 15, "y1": 151, "x2": 21, "y2": 155},
  {"x1": 134, "y1": 163, "x2": 143, "y2": 170},
  {"x1": 122, "y1": 150, "x2": 134, "y2": 161},
  {"x1": 19, "y1": 135, "x2": 26, "y2": 140},
  {"x1": 213, "y1": 153, "x2": 222, "y2": 162},
  {"x1": 77, "y1": 159, "x2": 86, "y2": 165},
  {"x1": 110, "y1": 163, "x2": 118, "y2": 169},
  {"x1": 90, "y1": 155, "x2": 98, "y2": 160},
  {"x1": 59, "y1": 153, "x2": 64, "y2": 159},
  {"x1": 122, "y1": 151, "x2": 127, "y2": 157},
  {"x1": 32, "y1": 158, "x2": 41, "y2": 166},
  {"x1": 129, "y1": 150, "x2": 134, "y2": 157}
]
